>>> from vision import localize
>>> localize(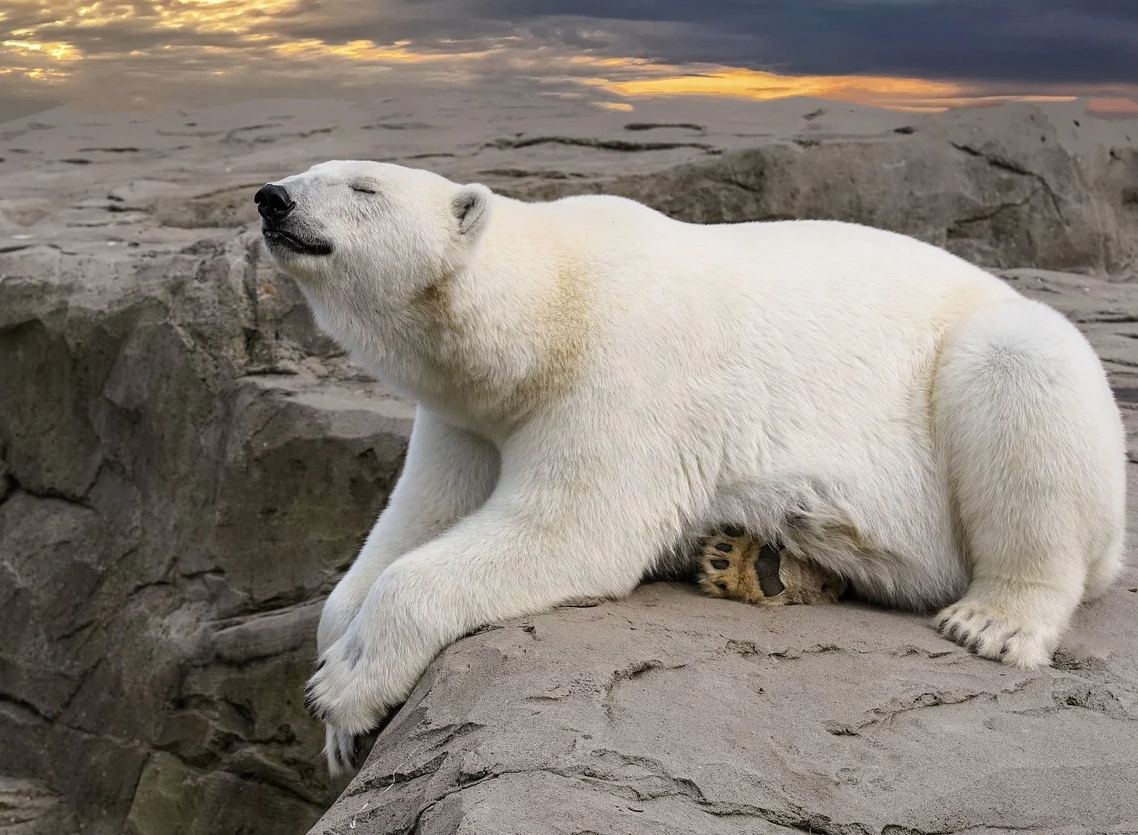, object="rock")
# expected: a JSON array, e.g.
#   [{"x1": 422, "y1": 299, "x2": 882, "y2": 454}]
[
  {"x1": 310, "y1": 552, "x2": 1138, "y2": 835},
  {"x1": 1, "y1": 97, "x2": 1136, "y2": 835},
  {"x1": 508, "y1": 106, "x2": 1138, "y2": 276},
  {"x1": 0, "y1": 231, "x2": 412, "y2": 835},
  {"x1": 0, "y1": 778, "x2": 80, "y2": 835},
  {"x1": 125, "y1": 751, "x2": 326, "y2": 835}
]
